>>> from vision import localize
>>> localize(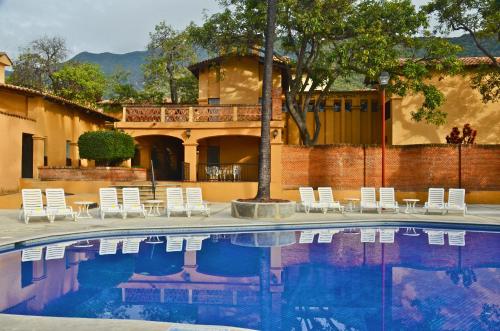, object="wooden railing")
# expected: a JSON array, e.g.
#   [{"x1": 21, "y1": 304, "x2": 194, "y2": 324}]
[{"x1": 123, "y1": 104, "x2": 262, "y2": 123}]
